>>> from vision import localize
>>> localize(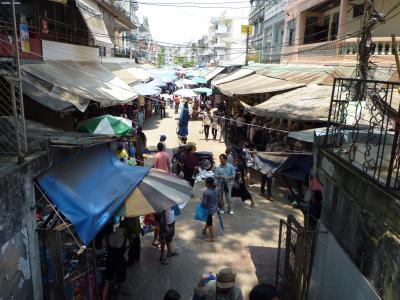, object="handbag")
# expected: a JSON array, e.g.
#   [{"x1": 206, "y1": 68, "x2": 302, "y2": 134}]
[{"x1": 194, "y1": 204, "x2": 208, "y2": 222}]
